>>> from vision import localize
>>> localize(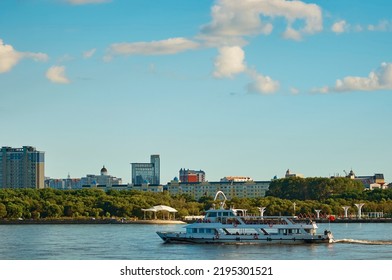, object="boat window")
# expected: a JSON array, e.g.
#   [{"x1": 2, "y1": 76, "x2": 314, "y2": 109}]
[
  {"x1": 223, "y1": 212, "x2": 229, "y2": 217},
  {"x1": 192, "y1": 228, "x2": 197, "y2": 233},
  {"x1": 209, "y1": 212, "x2": 217, "y2": 217},
  {"x1": 199, "y1": 228, "x2": 205, "y2": 233}
]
